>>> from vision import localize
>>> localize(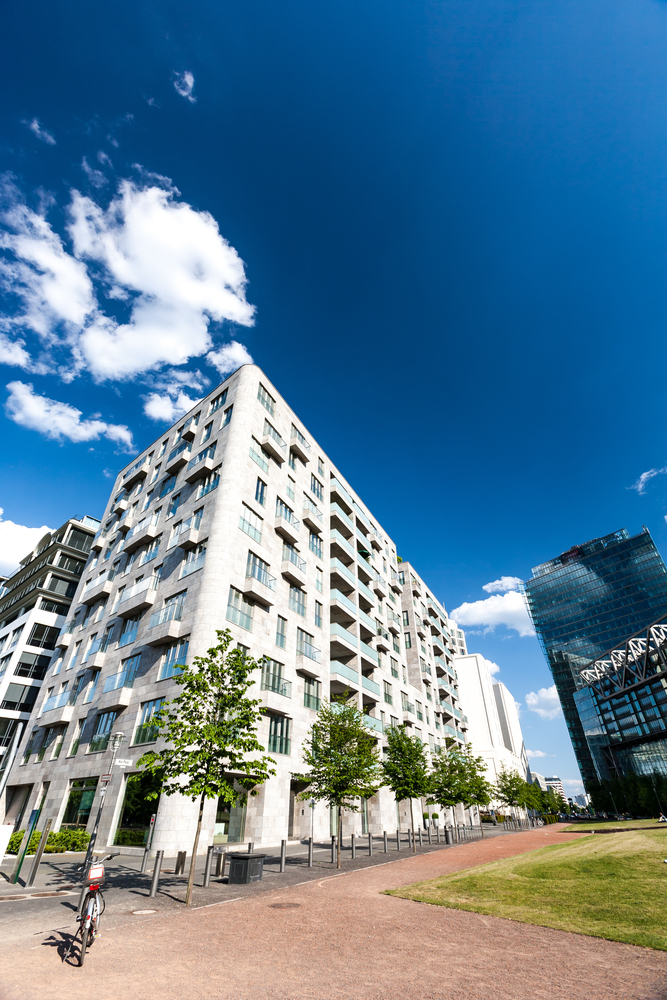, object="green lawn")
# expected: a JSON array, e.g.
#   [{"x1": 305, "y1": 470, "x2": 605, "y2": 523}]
[
  {"x1": 386, "y1": 830, "x2": 667, "y2": 950},
  {"x1": 563, "y1": 818, "x2": 663, "y2": 832}
]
